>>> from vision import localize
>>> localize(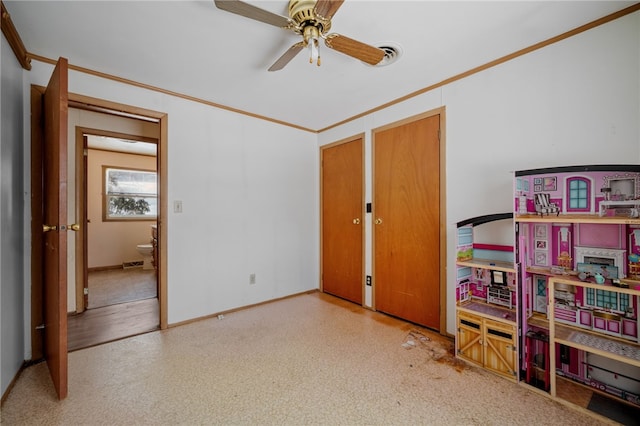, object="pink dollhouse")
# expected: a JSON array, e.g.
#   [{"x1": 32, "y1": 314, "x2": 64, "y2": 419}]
[
  {"x1": 515, "y1": 165, "x2": 640, "y2": 407},
  {"x1": 456, "y1": 165, "x2": 640, "y2": 419}
]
